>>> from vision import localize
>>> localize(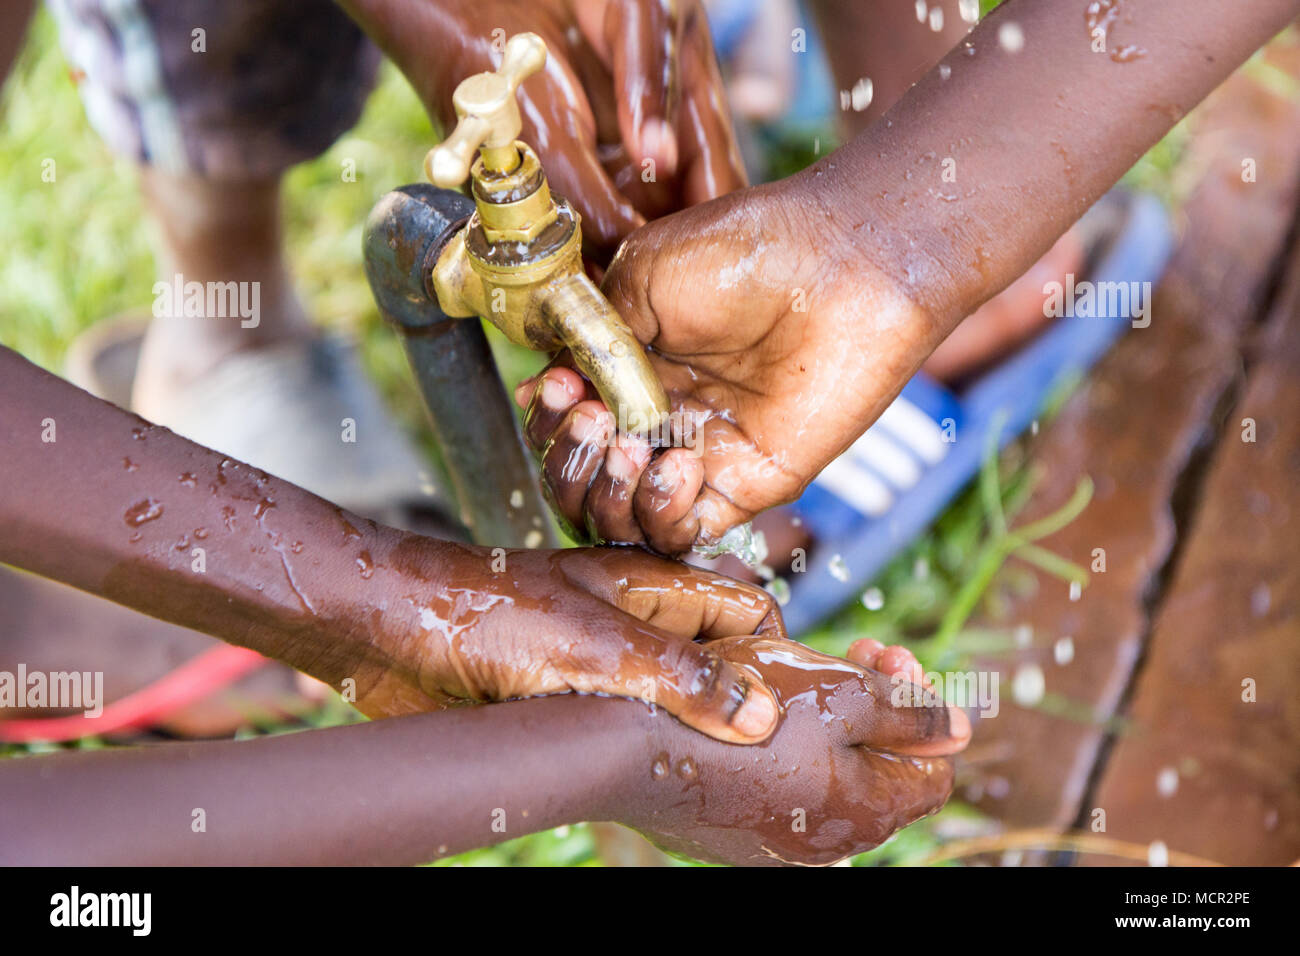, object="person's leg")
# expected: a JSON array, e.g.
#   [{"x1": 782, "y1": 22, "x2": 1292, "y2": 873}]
[
  {"x1": 50, "y1": 0, "x2": 378, "y2": 416},
  {"x1": 36, "y1": 0, "x2": 424, "y2": 736},
  {"x1": 130, "y1": 171, "x2": 313, "y2": 417}
]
